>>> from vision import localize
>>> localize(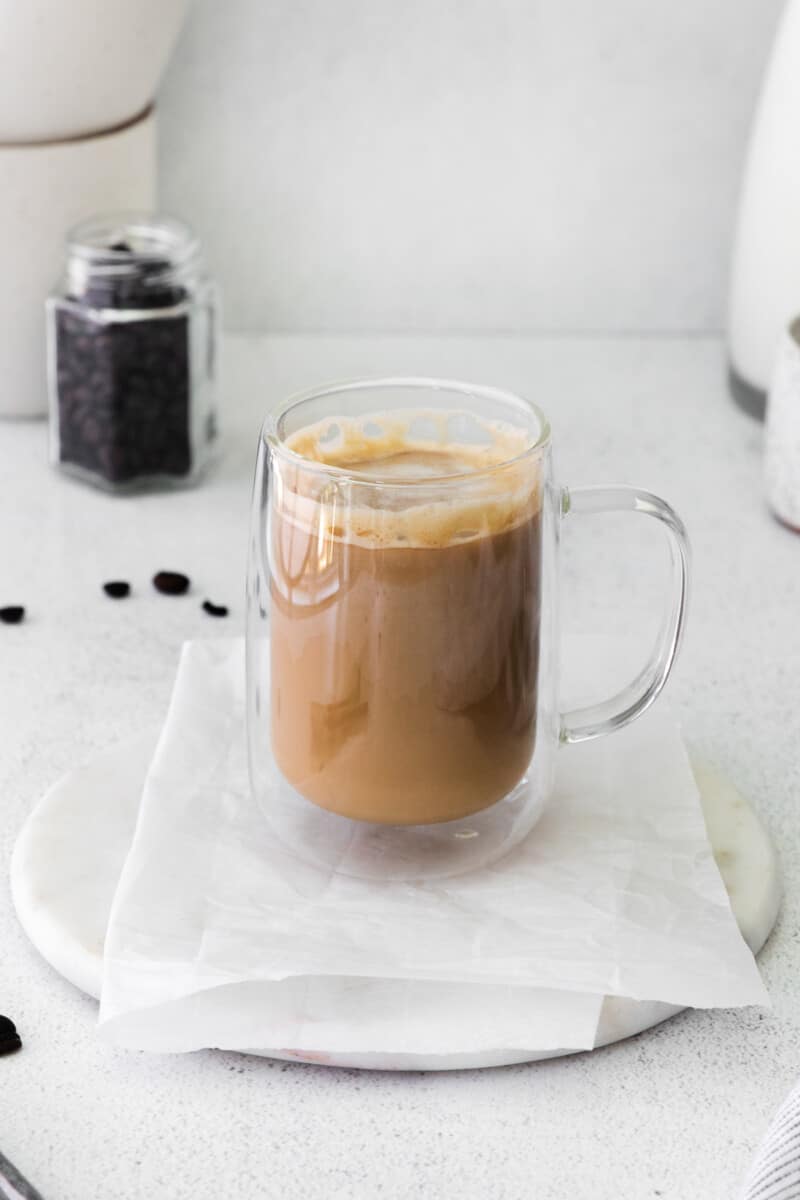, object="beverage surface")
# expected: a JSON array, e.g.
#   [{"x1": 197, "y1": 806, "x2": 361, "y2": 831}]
[{"x1": 279, "y1": 410, "x2": 539, "y2": 548}]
